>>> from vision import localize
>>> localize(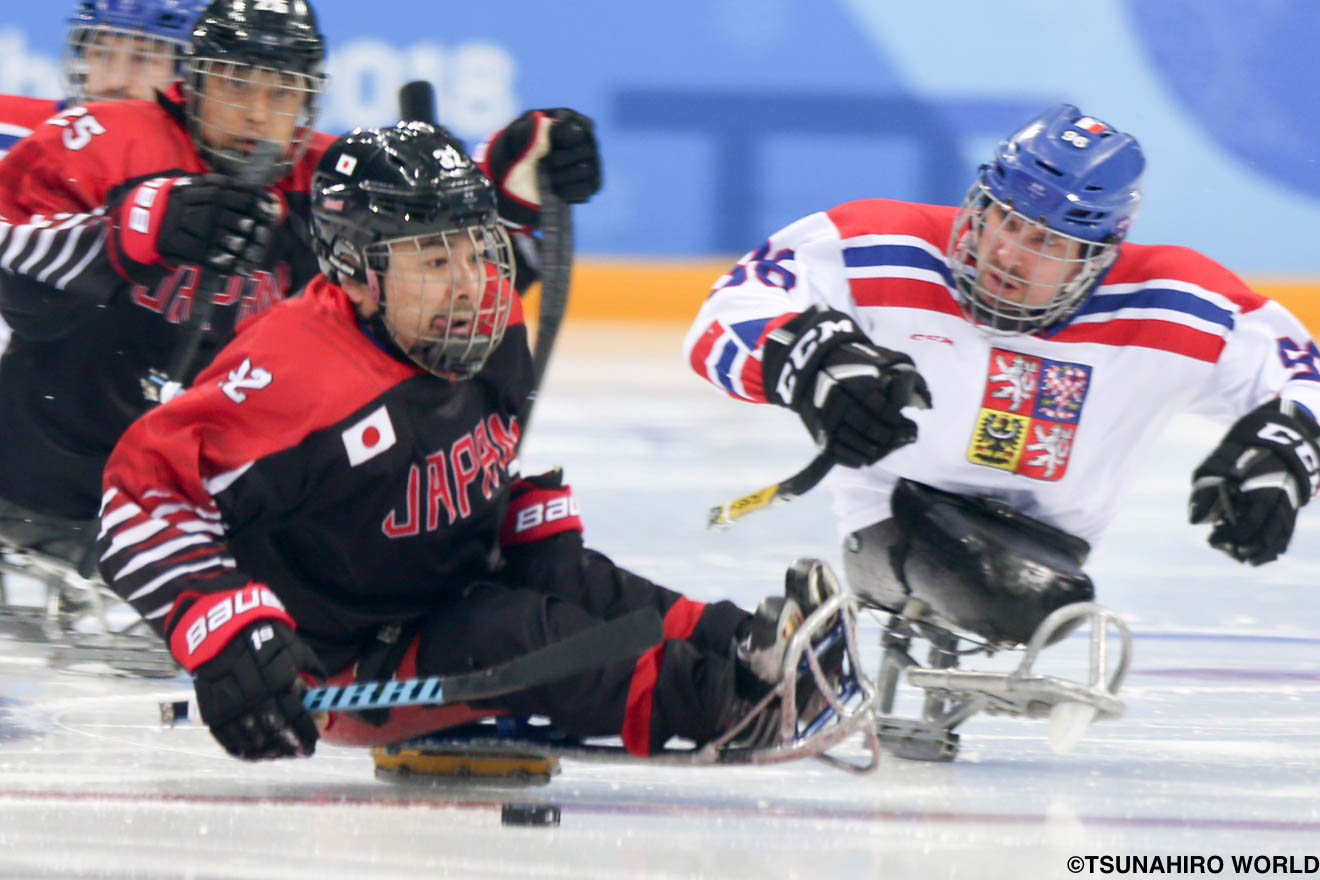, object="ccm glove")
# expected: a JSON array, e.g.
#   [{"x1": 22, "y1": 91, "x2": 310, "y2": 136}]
[
  {"x1": 761, "y1": 305, "x2": 932, "y2": 469},
  {"x1": 109, "y1": 174, "x2": 284, "y2": 286},
  {"x1": 477, "y1": 108, "x2": 602, "y2": 230},
  {"x1": 1189, "y1": 399, "x2": 1320, "y2": 566},
  {"x1": 167, "y1": 585, "x2": 322, "y2": 760}
]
